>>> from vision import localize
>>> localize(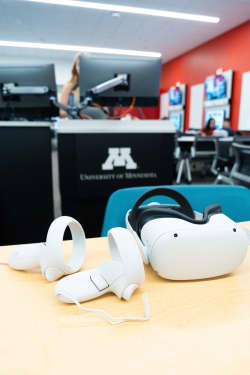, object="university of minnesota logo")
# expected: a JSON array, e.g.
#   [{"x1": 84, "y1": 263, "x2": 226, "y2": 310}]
[{"x1": 102, "y1": 148, "x2": 137, "y2": 171}]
